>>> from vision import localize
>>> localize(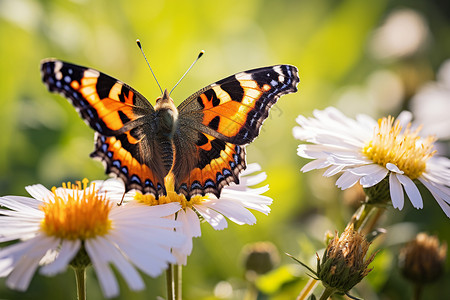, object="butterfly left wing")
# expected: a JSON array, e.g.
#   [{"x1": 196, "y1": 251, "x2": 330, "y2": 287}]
[
  {"x1": 40, "y1": 59, "x2": 169, "y2": 197},
  {"x1": 172, "y1": 65, "x2": 300, "y2": 198}
]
